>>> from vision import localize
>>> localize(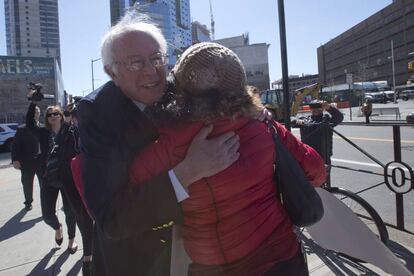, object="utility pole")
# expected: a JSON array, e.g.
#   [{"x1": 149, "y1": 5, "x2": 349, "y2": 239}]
[
  {"x1": 391, "y1": 40, "x2": 397, "y2": 103},
  {"x1": 277, "y1": 0, "x2": 291, "y2": 130},
  {"x1": 91, "y1": 58, "x2": 102, "y2": 91}
]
